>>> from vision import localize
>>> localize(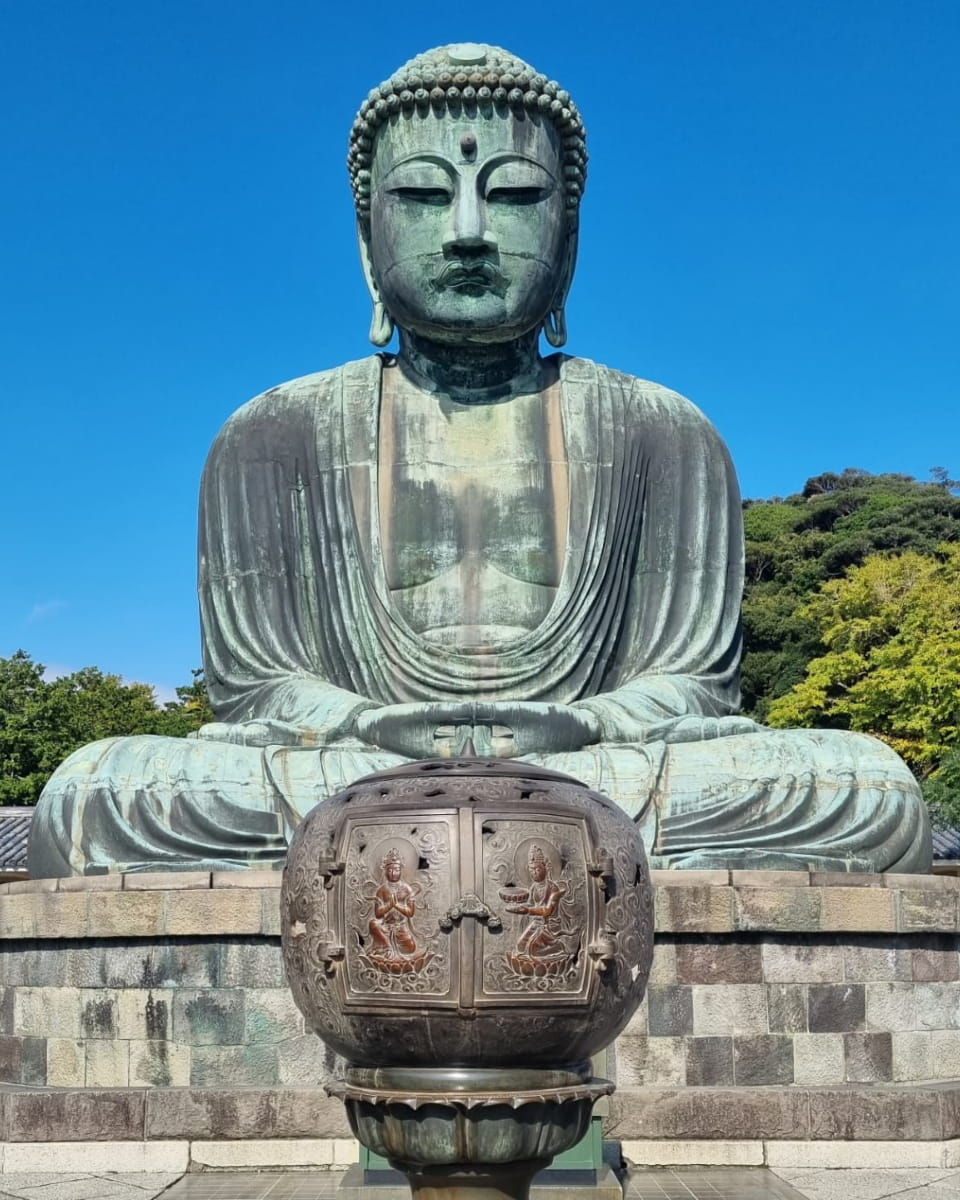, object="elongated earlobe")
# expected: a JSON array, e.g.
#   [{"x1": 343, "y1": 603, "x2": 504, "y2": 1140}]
[
  {"x1": 542, "y1": 229, "x2": 577, "y2": 349},
  {"x1": 357, "y1": 221, "x2": 395, "y2": 347},
  {"x1": 543, "y1": 307, "x2": 567, "y2": 348},
  {"x1": 369, "y1": 299, "x2": 395, "y2": 347}
]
